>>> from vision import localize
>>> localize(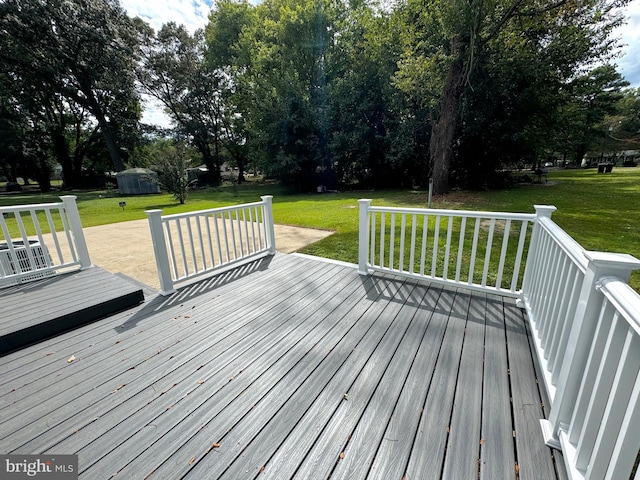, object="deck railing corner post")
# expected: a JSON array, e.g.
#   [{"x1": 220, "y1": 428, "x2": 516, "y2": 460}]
[
  {"x1": 146, "y1": 209, "x2": 175, "y2": 296},
  {"x1": 533, "y1": 205, "x2": 557, "y2": 219},
  {"x1": 59, "y1": 195, "x2": 92, "y2": 269},
  {"x1": 521, "y1": 205, "x2": 557, "y2": 301},
  {"x1": 260, "y1": 195, "x2": 276, "y2": 255},
  {"x1": 358, "y1": 199, "x2": 372, "y2": 275}
]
